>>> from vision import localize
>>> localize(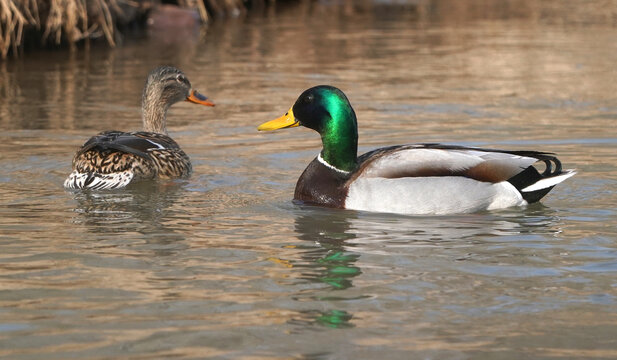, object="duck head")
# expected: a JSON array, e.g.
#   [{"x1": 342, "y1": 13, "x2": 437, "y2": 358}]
[
  {"x1": 142, "y1": 66, "x2": 214, "y2": 134},
  {"x1": 259, "y1": 85, "x2": 358, "y2": 173}
]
